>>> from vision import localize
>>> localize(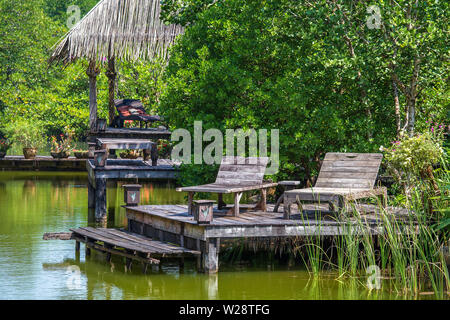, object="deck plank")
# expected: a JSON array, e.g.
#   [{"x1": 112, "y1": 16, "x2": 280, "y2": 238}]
[{"x1": 71, "y1": 227, "x2": 200, "y2": 256}]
